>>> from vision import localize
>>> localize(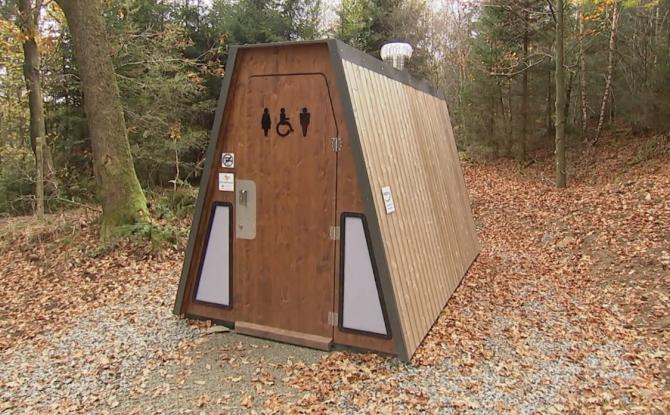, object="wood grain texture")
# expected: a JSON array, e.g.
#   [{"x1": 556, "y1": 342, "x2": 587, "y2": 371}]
[
  {"x1": 182, "y1": 44, "x2": 395, "y2": 354},
  {"x1": 342, "y1": 60, "x2": 480, "y2": 357},
  {"x1": 332, "y1": 80, "x2": 396, "y2": 353},
  {"x1": 183, "y1": 45, "x2": 339, "y2": 334}
]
